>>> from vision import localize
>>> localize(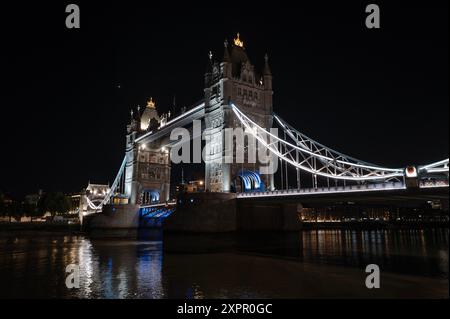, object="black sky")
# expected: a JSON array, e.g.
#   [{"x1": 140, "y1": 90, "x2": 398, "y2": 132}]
[{"x1": 0, "y1": 1, "x2": 448, "y2": 198}]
